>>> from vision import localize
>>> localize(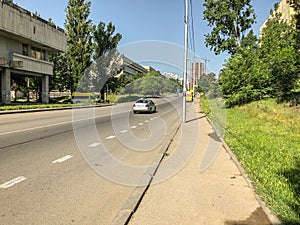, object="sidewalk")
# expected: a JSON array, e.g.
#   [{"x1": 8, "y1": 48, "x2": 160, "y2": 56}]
[{"x1": 127, "y1": 97, "x2": 279, "y2": 225}]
